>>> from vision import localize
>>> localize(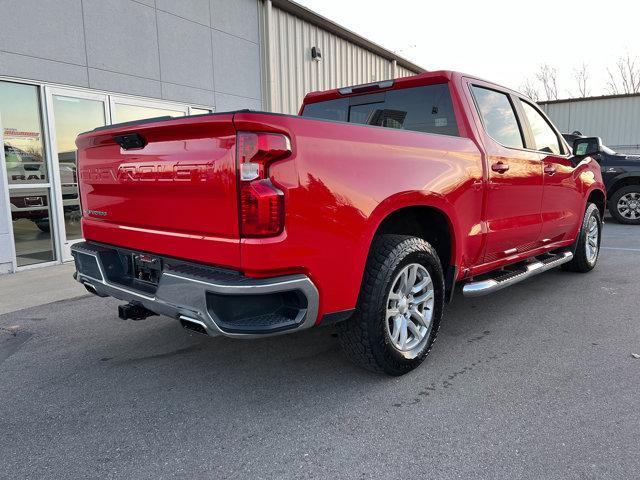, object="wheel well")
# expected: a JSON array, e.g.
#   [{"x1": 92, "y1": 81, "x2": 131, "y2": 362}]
[
  {"x1": 587, "y1": 189, "x2": 606, "y2": 217},
  {"x1": 375, "y1": 206, "x2": 453, "y2": 270},
  {"x1": 607, "y1": 176, "x2": 640, "y2": 199}
]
